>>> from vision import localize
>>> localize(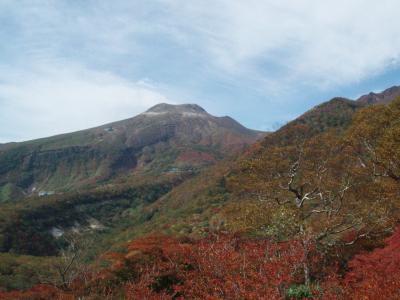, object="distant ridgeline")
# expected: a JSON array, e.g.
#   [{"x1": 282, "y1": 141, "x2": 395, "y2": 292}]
[
  {"x1": 0, "y1": 103, "x2": 264, "y2": 202},
  {"x1": 0, "y1": 86, "x2": 400, "y2": 295}
]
